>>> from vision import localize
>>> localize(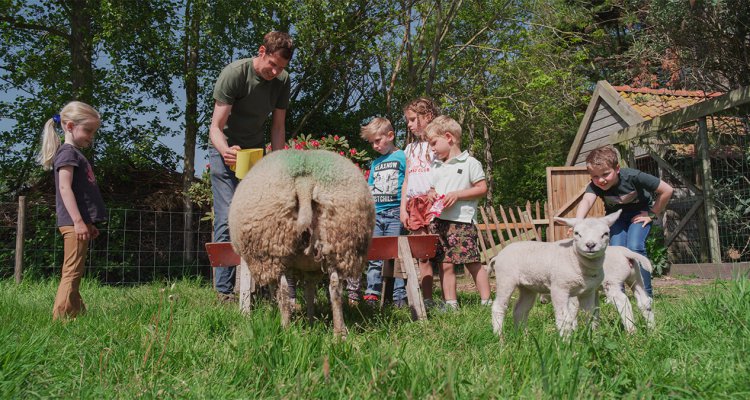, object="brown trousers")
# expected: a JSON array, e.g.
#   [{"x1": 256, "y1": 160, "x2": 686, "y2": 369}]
[{"x1": 52, "y1": 226, "x2": 89, "y2": 320}]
